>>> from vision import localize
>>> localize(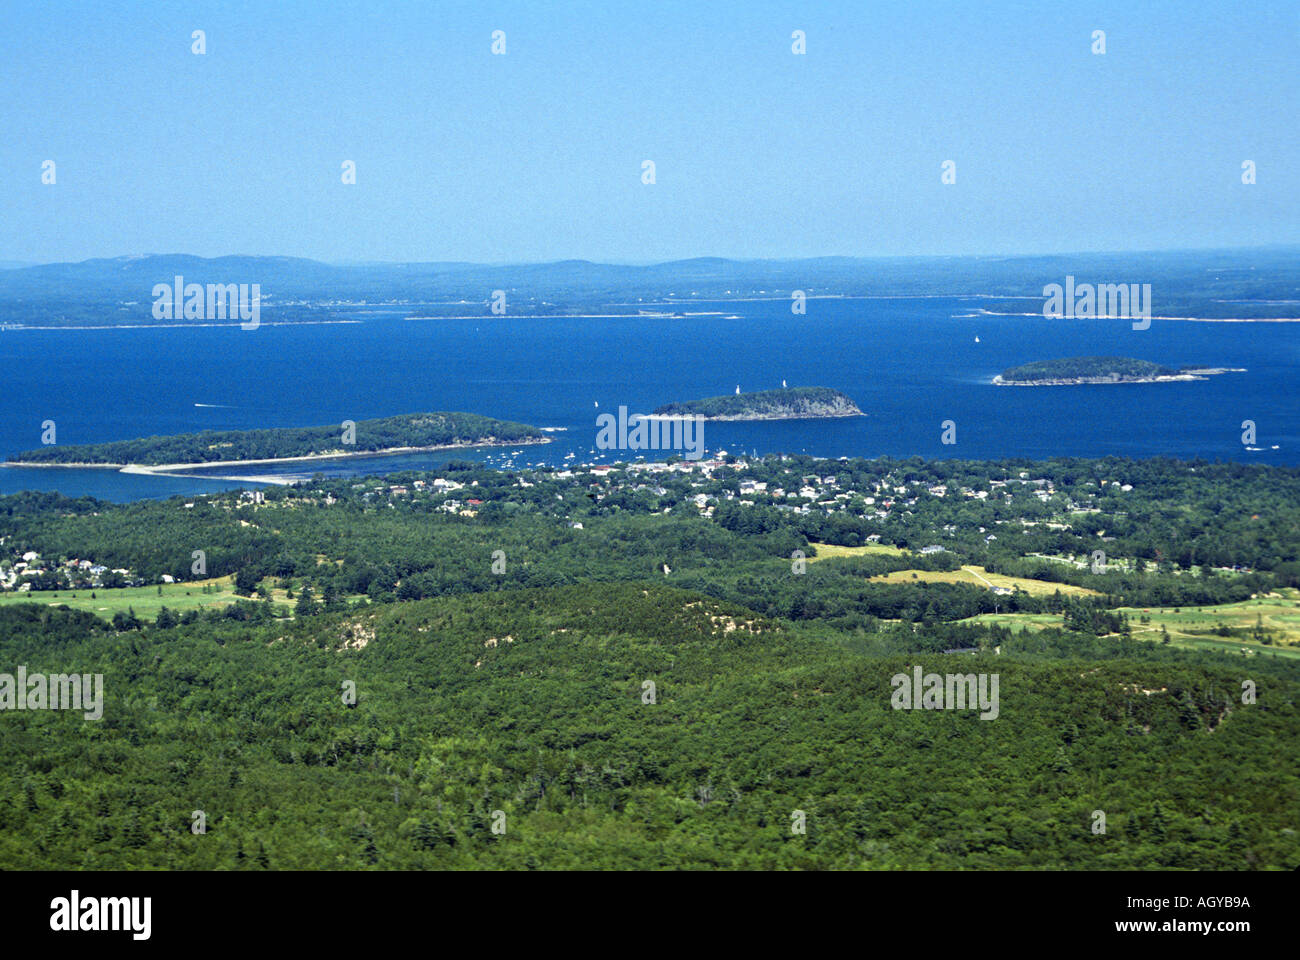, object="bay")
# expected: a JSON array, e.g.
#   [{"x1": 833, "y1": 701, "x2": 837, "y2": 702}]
[{"x1": 1, "y1": 297, "x2": 1294, "y2": 501}]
